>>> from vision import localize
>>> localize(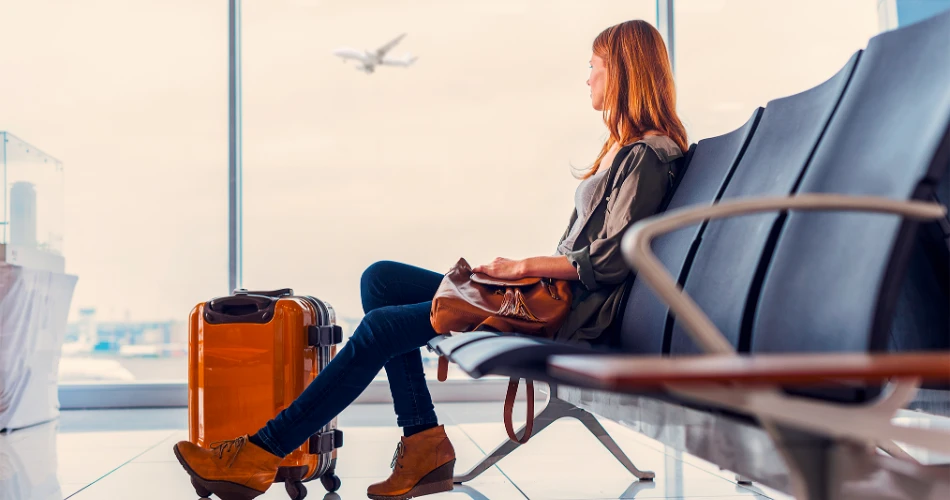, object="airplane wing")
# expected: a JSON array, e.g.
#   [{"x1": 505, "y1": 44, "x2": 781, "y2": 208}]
[
  {"x1": 380, "y1": 55, "x2": 418, "y2": 67},
  {"x1": 376, "y1": 33, "x2": 407, "y2": 58},
  {"x1": 333, "y1": 48, "x2": 368, "y2": 62}
]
